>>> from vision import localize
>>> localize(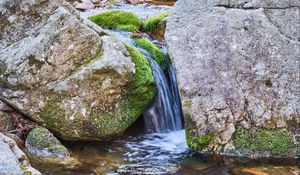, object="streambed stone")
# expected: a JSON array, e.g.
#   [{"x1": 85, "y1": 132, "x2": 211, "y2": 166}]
[
  {"x1": 0, "y1": 132, "x2": 41, "y2": 174},
  {"x1": 166, "y1": 0, "x2": 300, "y2": 158},
  {"x1": 0, "y1": 0, "x2": 156, "y2": 141}
]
